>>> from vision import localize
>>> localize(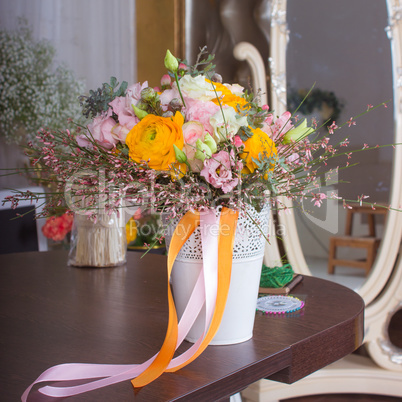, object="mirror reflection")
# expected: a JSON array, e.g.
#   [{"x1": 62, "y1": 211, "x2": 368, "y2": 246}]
[{"x1": 286, "y1": 0, "x2": 394, "y2": 290}]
